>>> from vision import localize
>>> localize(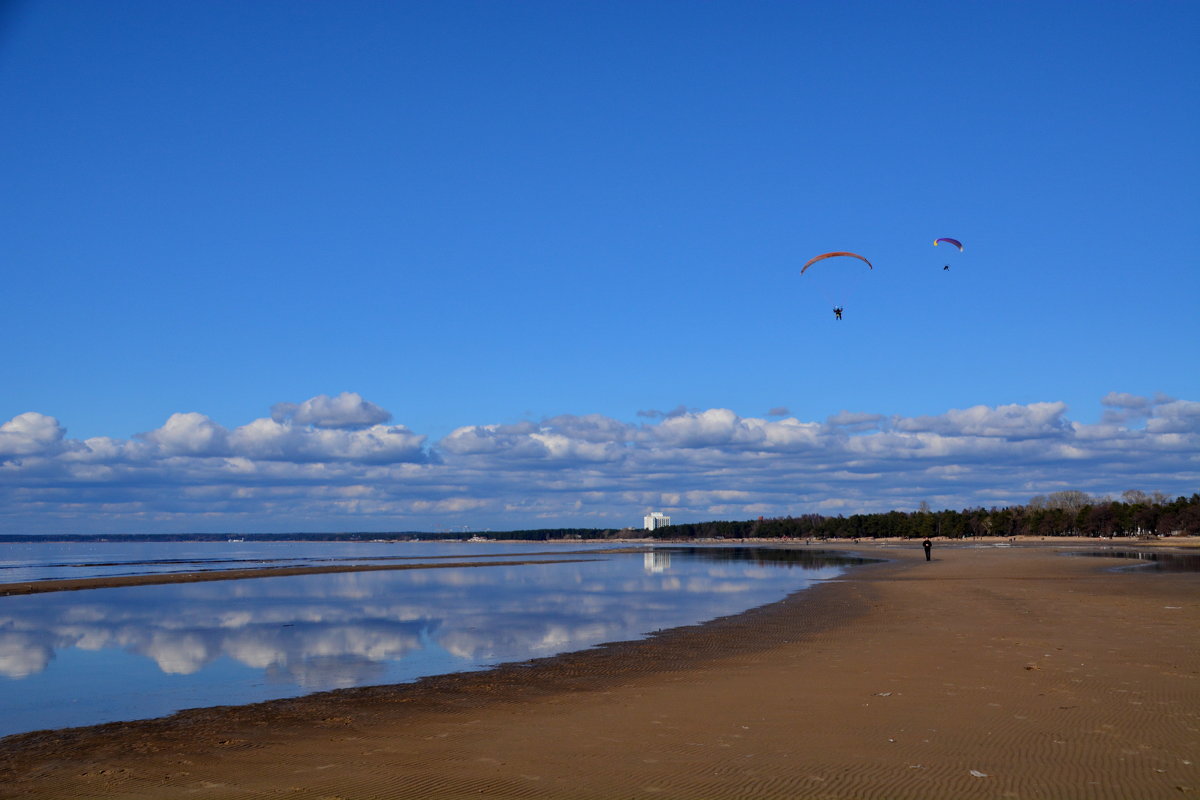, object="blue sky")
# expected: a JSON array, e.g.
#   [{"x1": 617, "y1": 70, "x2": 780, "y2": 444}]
[{"x1": 2, "y1": 0, "x2": 1197, "y2": 534}]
